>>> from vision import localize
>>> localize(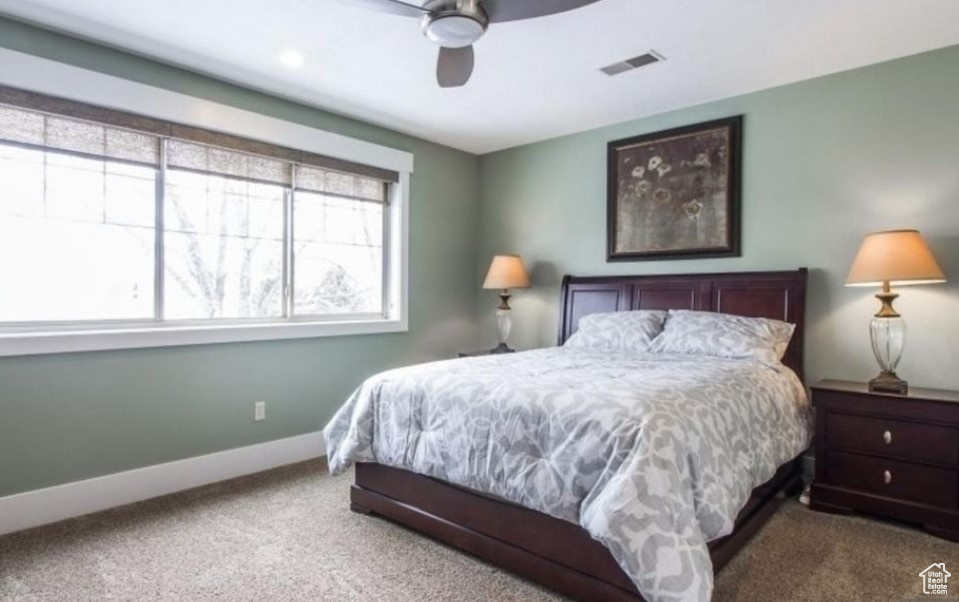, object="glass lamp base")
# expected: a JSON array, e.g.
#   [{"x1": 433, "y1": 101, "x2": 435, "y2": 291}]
[
  {"x1": 869, "y1": 315, "x2": 907, "y2": 395},
  {"x1": 493, "y1": 303, "x2": 514, "y2": 353}
]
